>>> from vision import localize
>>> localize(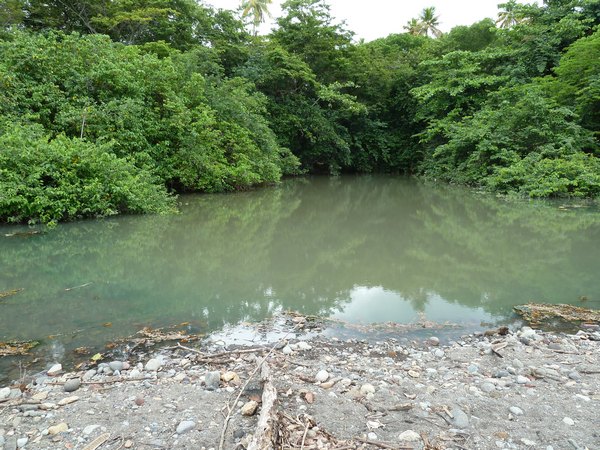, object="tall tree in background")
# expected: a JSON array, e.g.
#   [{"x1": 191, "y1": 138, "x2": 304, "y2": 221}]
[
  {"x1": 496, "y1": 0, "x2": 529, "y2": 28},
  {"x1": 419, "y1": 7, "x2": 442, "y2": 38},
  {"x1": 403, "y1": 18, "x2": 423, "y2": 36},
  {"x1": 241, "y1": 0, "x2": 272, "y2": 34}
]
